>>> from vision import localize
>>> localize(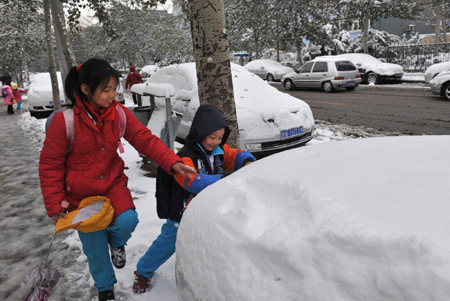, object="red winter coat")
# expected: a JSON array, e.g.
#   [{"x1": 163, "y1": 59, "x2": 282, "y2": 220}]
[
  {"x1": 39, "y1": 100, "x2": 182, "y2": 218},
  {"x1": 125, "y1": 66, "x2": 143, "y2": 89},
  {"x1": 12, "y1": 88, "x2": 27, "y2": 101}
]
